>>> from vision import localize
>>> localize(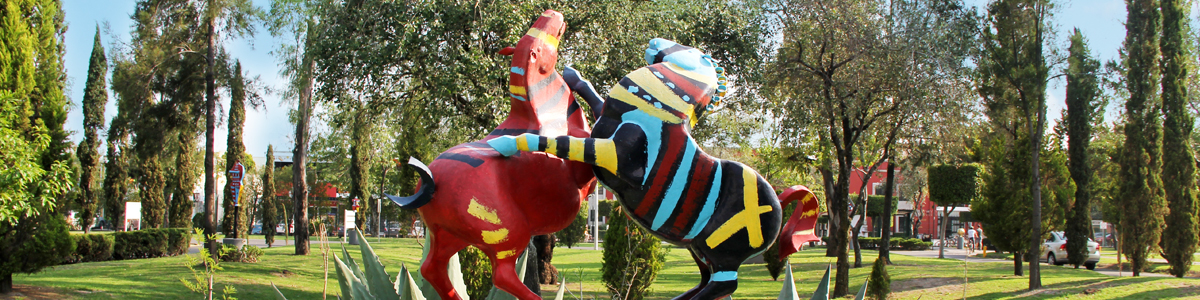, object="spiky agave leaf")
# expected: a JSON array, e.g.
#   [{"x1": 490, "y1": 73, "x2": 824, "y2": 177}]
[
  {"x1": 335, "y1": 253, "x2": 376, "y2": 299},
  {"x1": 356, "y1": 230, "x2": 400, "y2": 300},
  {"x1": 778, "y1": 262, "x2": 801, "y2": 300},
  {"x1": 554, "y1": 277, "x2": 566, "y2": 300},
  {"x1": 271, "y1": 282, "x2": 289, "y2": 300},
  {"x1": 854, "y1": 278, "x2": 868, "y2": 300},
  {"x1": 398, "y1": 264, "x2": 428, "y2": 300},
  {"x1": 810, "y1": 265, "x2": 830, "y2": 300}
]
